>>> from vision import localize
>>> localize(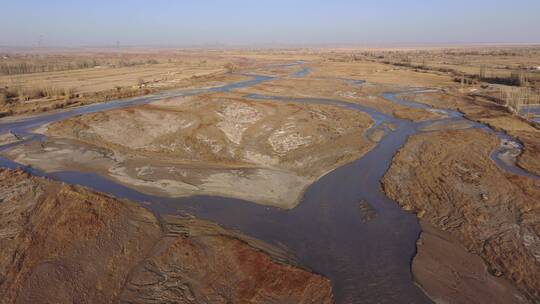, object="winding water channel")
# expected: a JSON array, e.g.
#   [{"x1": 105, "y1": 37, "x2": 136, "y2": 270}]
[
  {"x1": 520, "y1": 105, "x2": 540, "y2": 123},
  {"x1": 0, "y1": 63, "x2": 539, "y2": 303}
]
